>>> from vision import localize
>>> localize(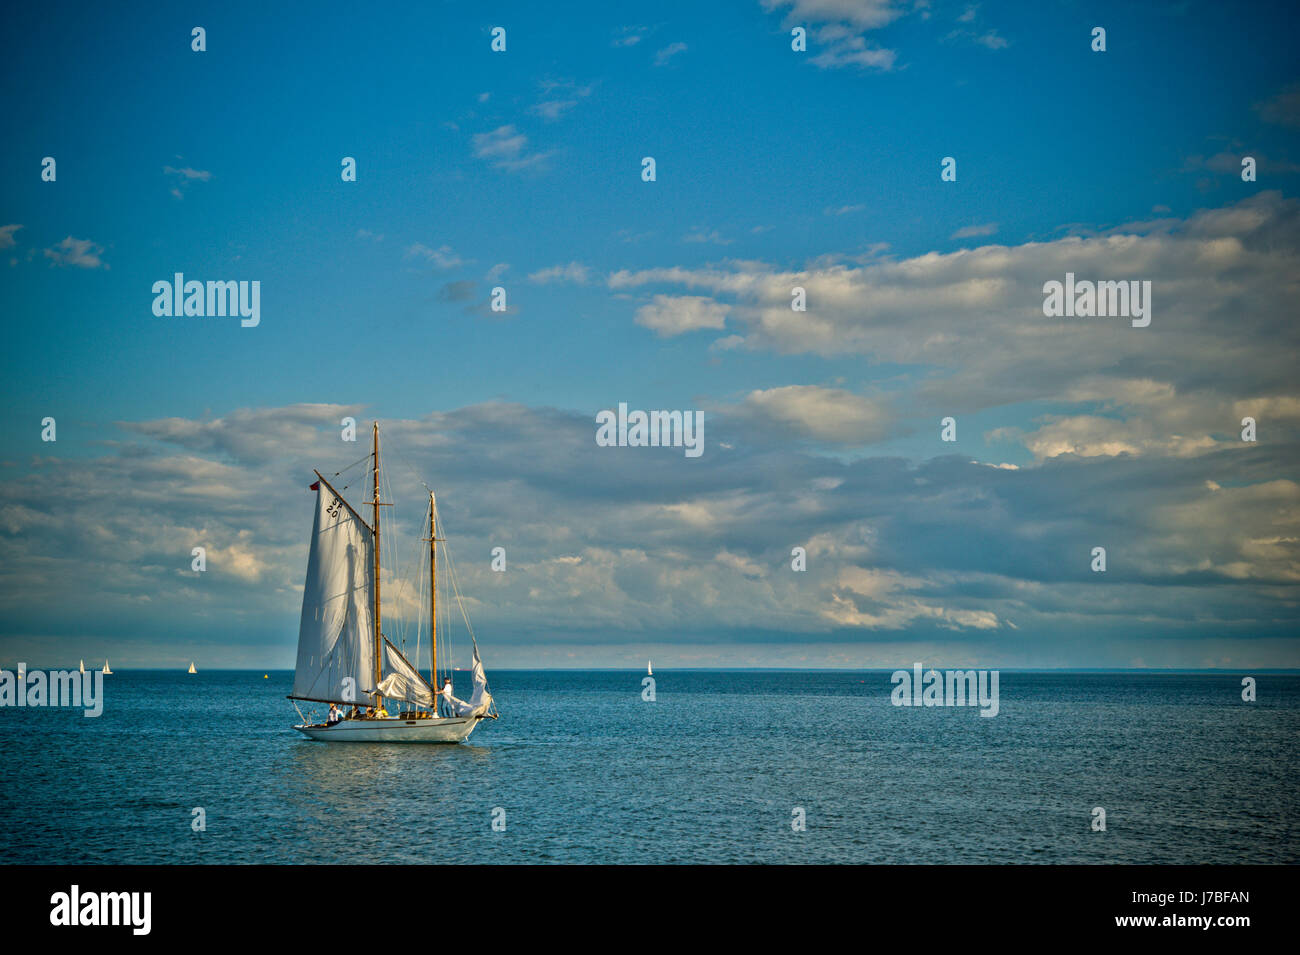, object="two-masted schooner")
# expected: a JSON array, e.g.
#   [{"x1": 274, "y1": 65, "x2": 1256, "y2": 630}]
[{"x1": 289, "y1": 422, "x2": 496, "y2": 743}]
